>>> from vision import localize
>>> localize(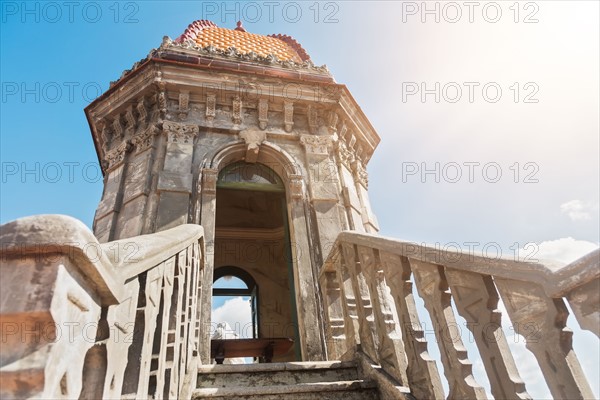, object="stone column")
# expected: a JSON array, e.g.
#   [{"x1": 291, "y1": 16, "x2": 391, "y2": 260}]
[{"x1": 155, "y1": 121, "x2": 199, "y2": 231}]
